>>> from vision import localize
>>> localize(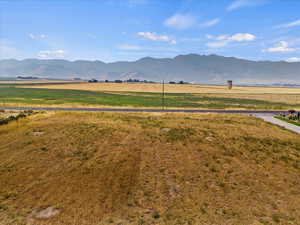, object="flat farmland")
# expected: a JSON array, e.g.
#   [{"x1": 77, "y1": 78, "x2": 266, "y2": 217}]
[
  {"x1": 21, "y1": 82, "x2": 300, "y2": 105},
  {"x1": 22, "y1": 82, "x2": 300, "y2": 94},
  {"x1": 1, "y1": 82, "x2": 300, "y2": 110},
  {"x1": 1, "y1": 87, "x2": 300, "y2": 110}
]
